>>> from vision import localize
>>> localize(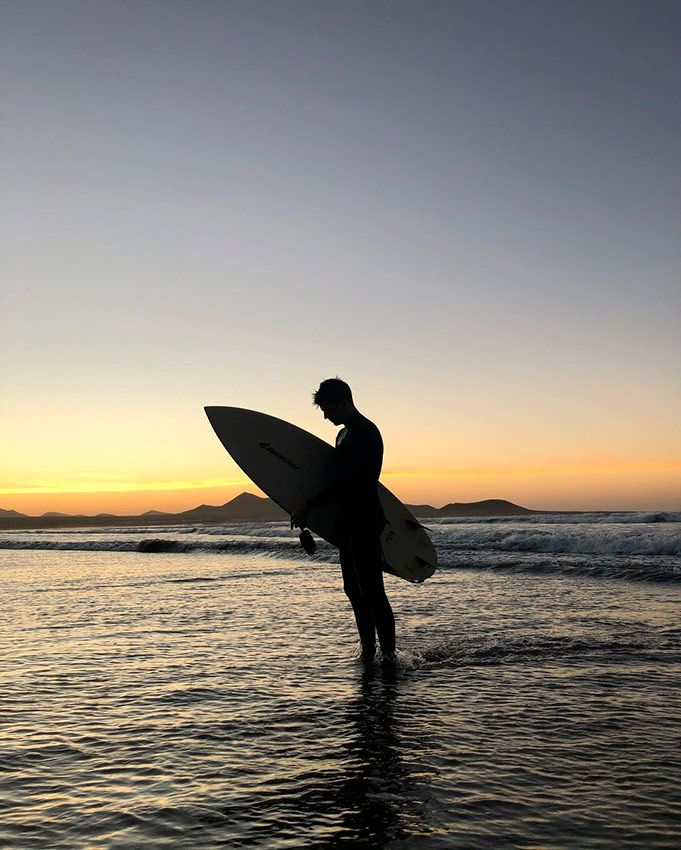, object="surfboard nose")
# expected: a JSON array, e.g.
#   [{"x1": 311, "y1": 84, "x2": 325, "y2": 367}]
[{"x1": 205, "y1": 406, "x2": 241, "y2": 426}]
